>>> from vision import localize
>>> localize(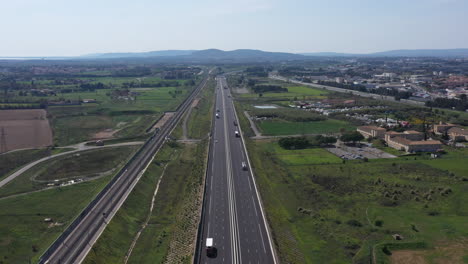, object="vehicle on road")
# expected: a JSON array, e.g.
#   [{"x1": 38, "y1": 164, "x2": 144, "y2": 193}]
[
  {"x1": 233, "y1": 120, "x2": 238, "y2": 126},
  {"x1": 235, "y1": 130, "x2": 240, "y2": 137},
  {"x1": 217, "y1": 108, "x2": 220, "y2": 112},
  {"x1": 242, "y1": 161, "x2": 248, "y2": 170},
  {"x1": 216, "y1": 113, "x2": 220, "y2": 118},
  {"x1": 206, "y1": 238, "x2": 217, "y2": 258}
]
